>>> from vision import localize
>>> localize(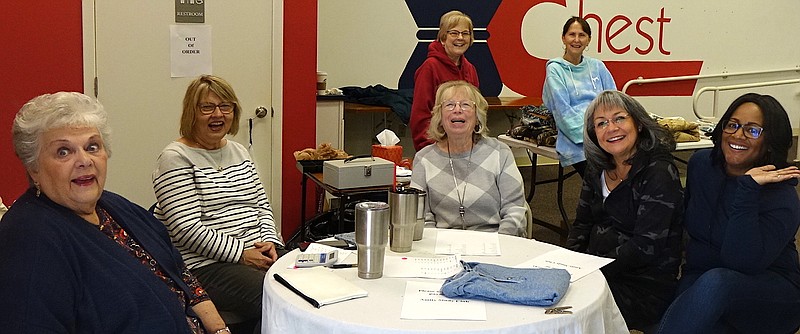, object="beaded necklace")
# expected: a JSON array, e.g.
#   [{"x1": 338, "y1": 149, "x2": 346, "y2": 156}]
[{"x1": 447, "y1": 140, "x2": 473, "y2": 229}]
